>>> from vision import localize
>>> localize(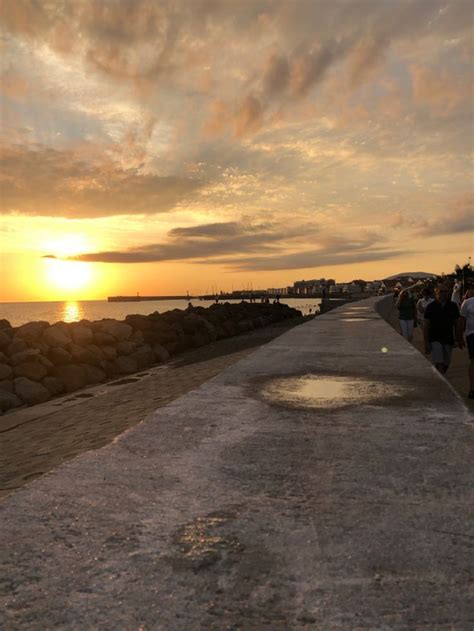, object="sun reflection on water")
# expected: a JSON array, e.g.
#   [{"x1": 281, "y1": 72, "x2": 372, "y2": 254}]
[{"x1": 62, "y1": 301, "x2": 84, "y2": 323}]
